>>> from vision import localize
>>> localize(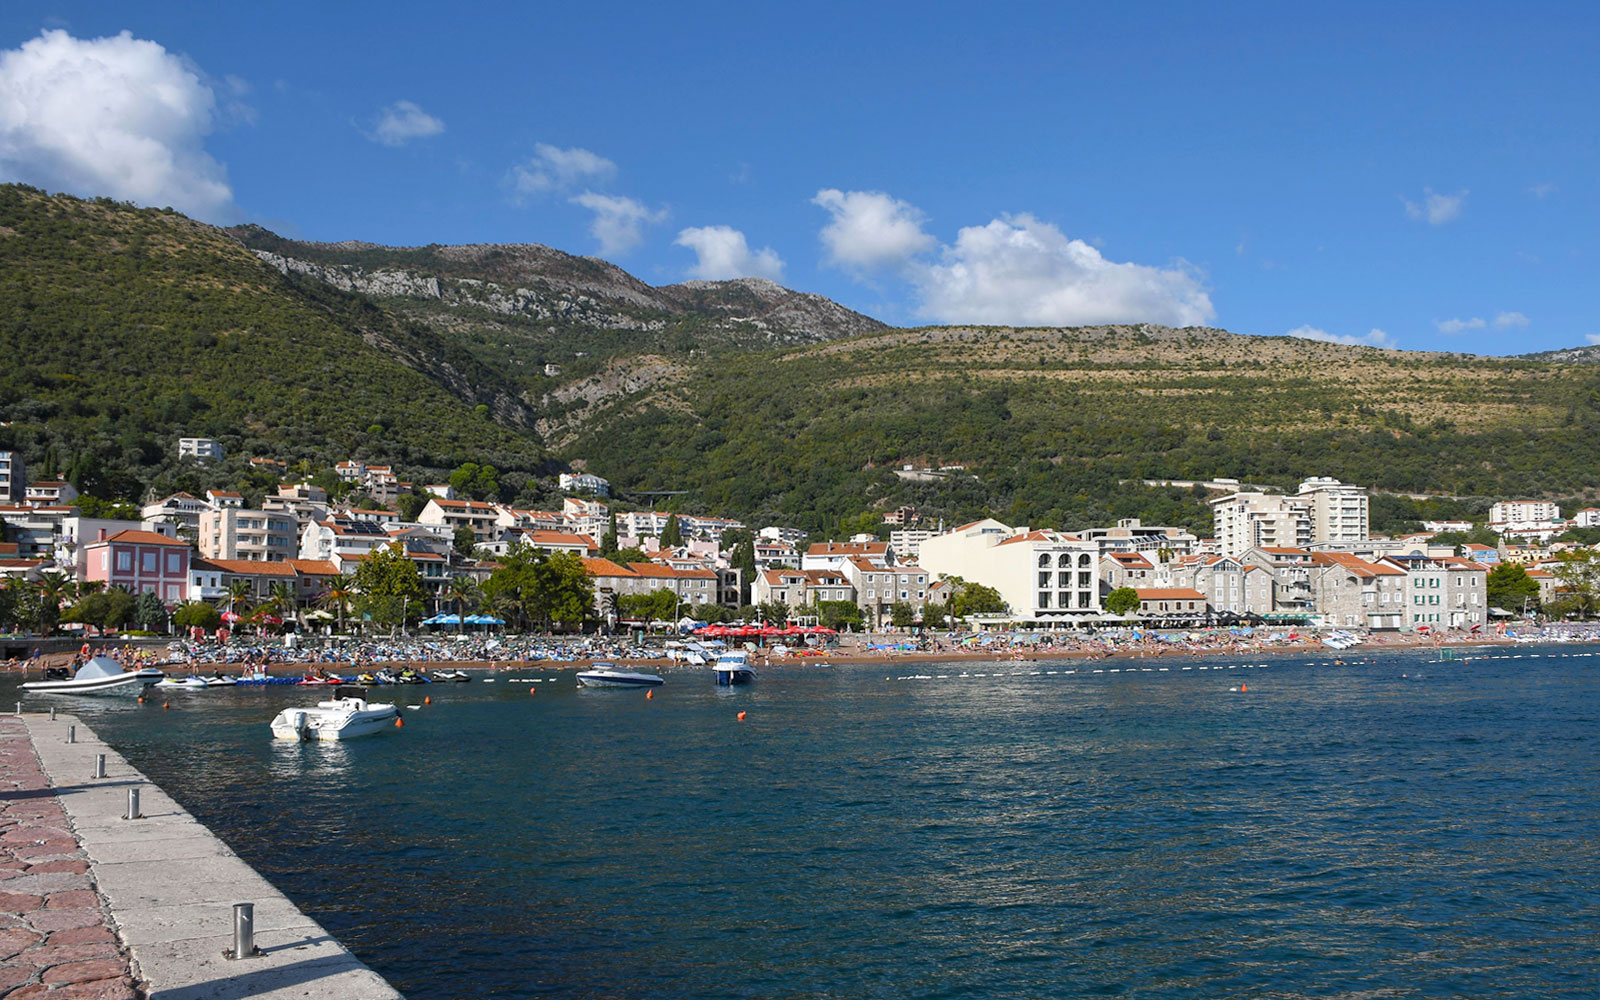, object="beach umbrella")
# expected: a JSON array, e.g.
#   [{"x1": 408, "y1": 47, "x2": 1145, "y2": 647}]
[
  {"x1": 478, "y1": 616, "x2": 505, "y2": 625},
  {"x1": 220, "y1": 611, "x2": 242, "y2": 623}
]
